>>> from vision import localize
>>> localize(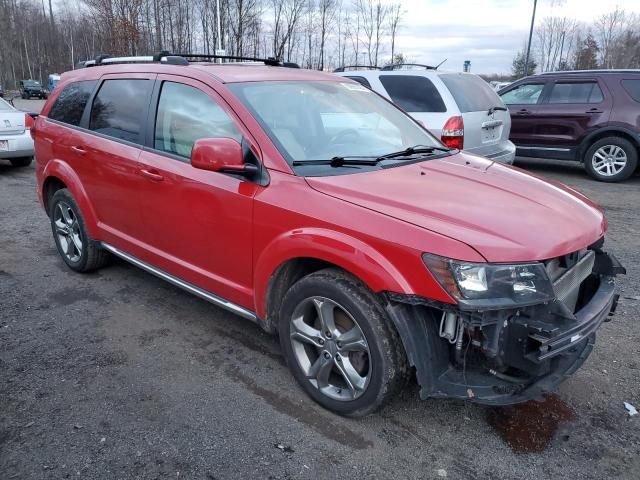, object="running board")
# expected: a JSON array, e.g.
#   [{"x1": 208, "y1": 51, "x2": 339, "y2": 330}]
[{"x1": 101, "y1": 242, "x2": 258, "y2": 322}]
